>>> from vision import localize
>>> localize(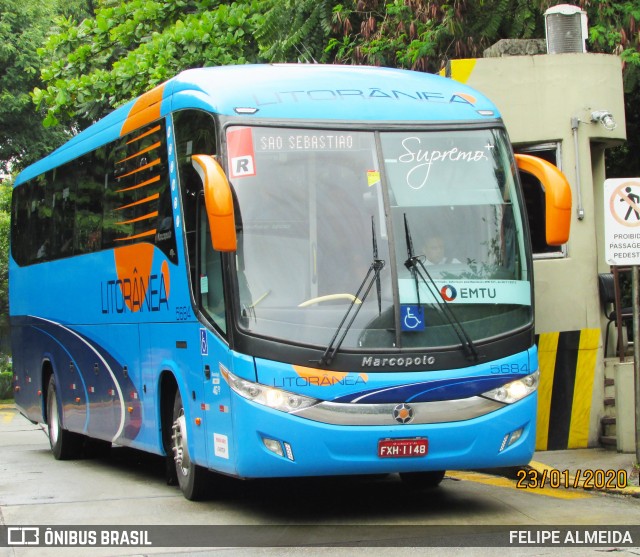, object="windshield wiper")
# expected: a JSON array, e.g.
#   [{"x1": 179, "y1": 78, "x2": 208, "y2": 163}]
[
  {"x1": 403, "y1": 214, "x2": 479, "y2": 363},
  {"x1": 372, "y1": 216, "x2": 383, "y2": 316},
  {"x1": 316, "y1": 219, "x2": 385, "y2": 367}
]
